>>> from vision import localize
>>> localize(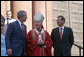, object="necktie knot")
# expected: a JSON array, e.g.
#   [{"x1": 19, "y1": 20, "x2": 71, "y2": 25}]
[
  {"x1": 61, "y1": 27, "x2": 62, "y2": 30},
  {"x1": 7, "y1": 20, "x2": 9, "y2": 25},
  {"x1": 21, "y1": 23, "x2": 23, "y2": 25}
]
